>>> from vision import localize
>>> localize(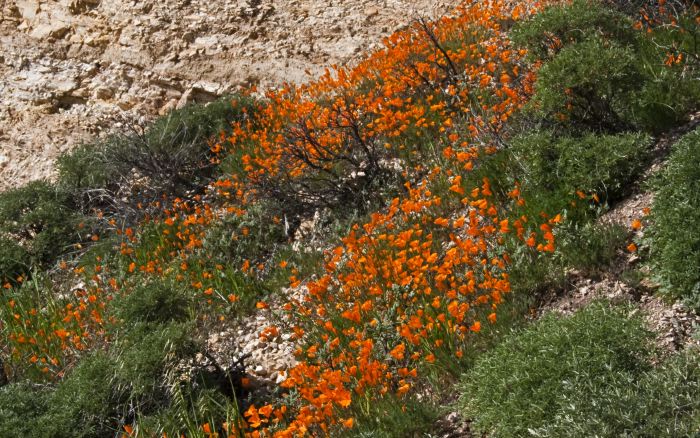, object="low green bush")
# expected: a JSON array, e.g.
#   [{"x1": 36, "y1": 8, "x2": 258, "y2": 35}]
[
  {"x1": 111, "y1": 280, "x2": 192, "y2": 326},
  {"x1": 337, "y1": 394, "x2": 438, "y2": 438},
  {"x1": 513, "y1": 1, "x2": 644, "y2": 132},
  {"x1": 0, "y1": 382, "x2": 51, "y2": 437},
  {"x1": 530, "y1": 36, "x2": 644, "y2": 132},
  {"x1": 459, "y1": 302, "x2": 700, "y2": 437},
  {"x1": 510, "y1": 131, "x2": 651, "y2": 208},
  {"x1": 201, "y1": 205, "x2": 286, "y2": 268},
  {"x1": 633, "y1": 7, "x2": 700, "y2": 133},
  {"x1": 115, "y1": 322, "x2": 198, "y2": 402},
  {"x1": 511, "y1": 0, "x2": 639, "y2": 62},
  {"x1": 557, "y1": 221, "x2": 629, "y2": 275},
  {"x1": 647, "y1": 128, "x2": 700, "y2": 308},
  {"x1": 0, "y1": 236, "x2": 31, "y2": 285},
  {"x1": 43, "y1": 352, "x2": 121, "y2": 438},
  {"x1": 513, "y1": 0, "x2": 699, "y2": 134},
  {"x1": 0, "y1": 181, "x2": 88, "y2": 271},
  {"x1": 516, "y1": 347, "x2": 700, "y2": 437},
  {"x1": 55, "y1": 142, "x2": 115, "y2": 195}
]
